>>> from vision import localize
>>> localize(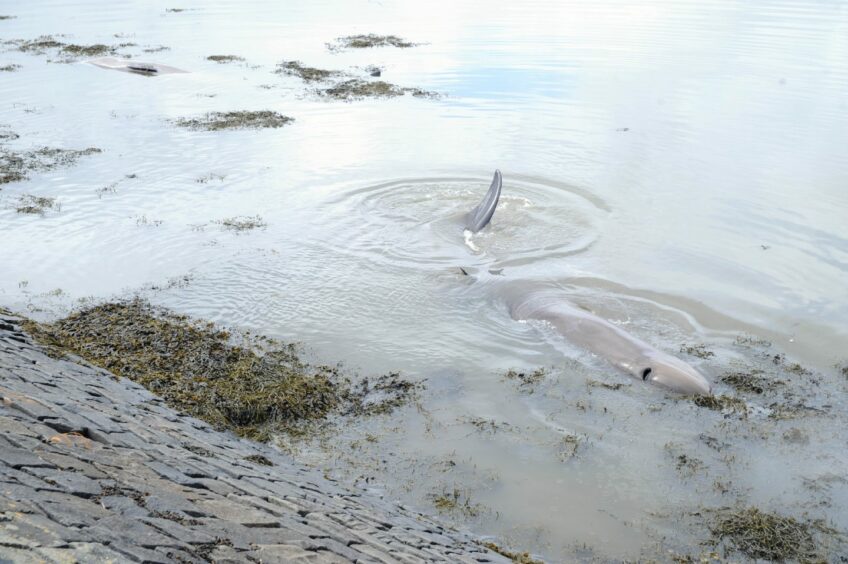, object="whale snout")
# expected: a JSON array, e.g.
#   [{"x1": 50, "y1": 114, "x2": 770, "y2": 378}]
[{"x1": 642, "y1": 355, "x2": 712, "y2": 396}]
